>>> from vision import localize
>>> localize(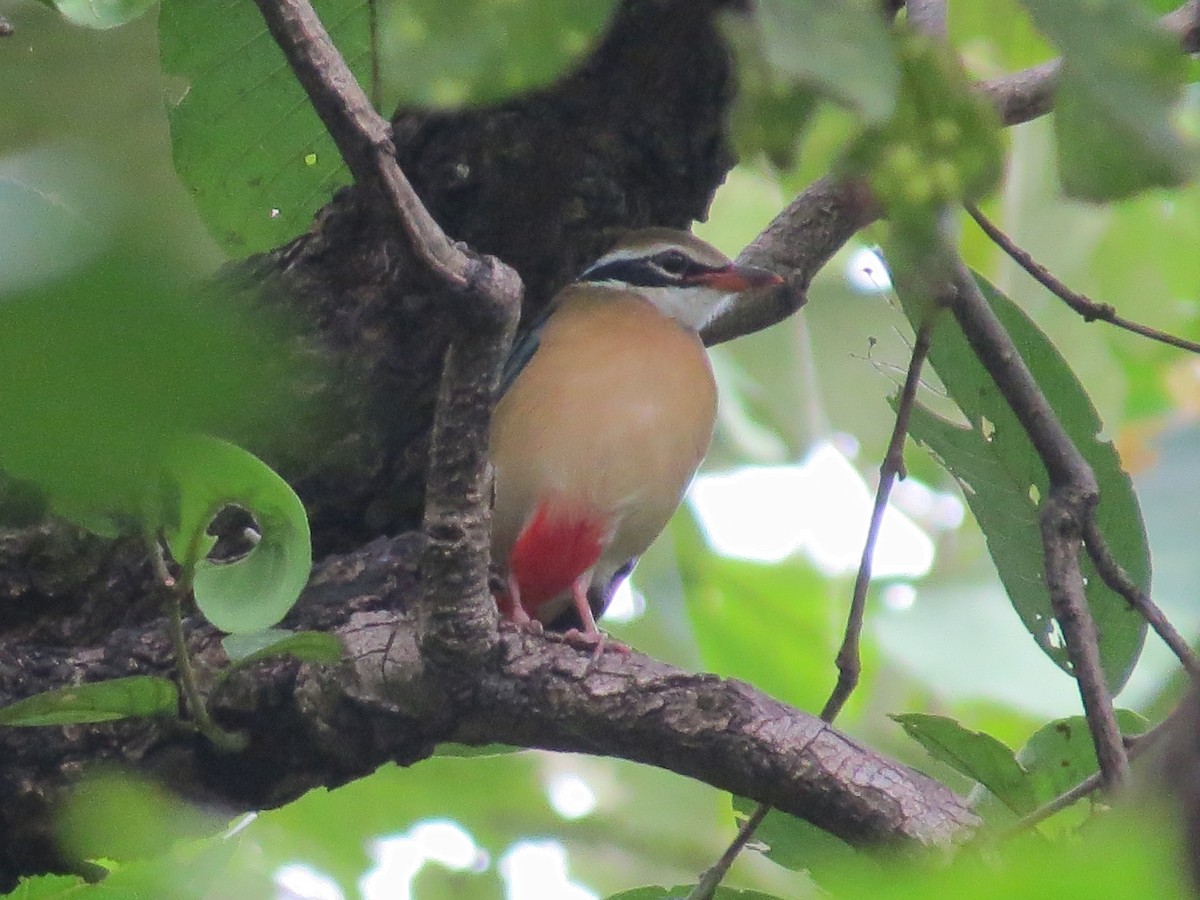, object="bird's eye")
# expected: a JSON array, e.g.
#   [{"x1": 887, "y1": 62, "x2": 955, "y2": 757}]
[{"x1": 654, "y1": 250, "x2": 691, "y2": 276}]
